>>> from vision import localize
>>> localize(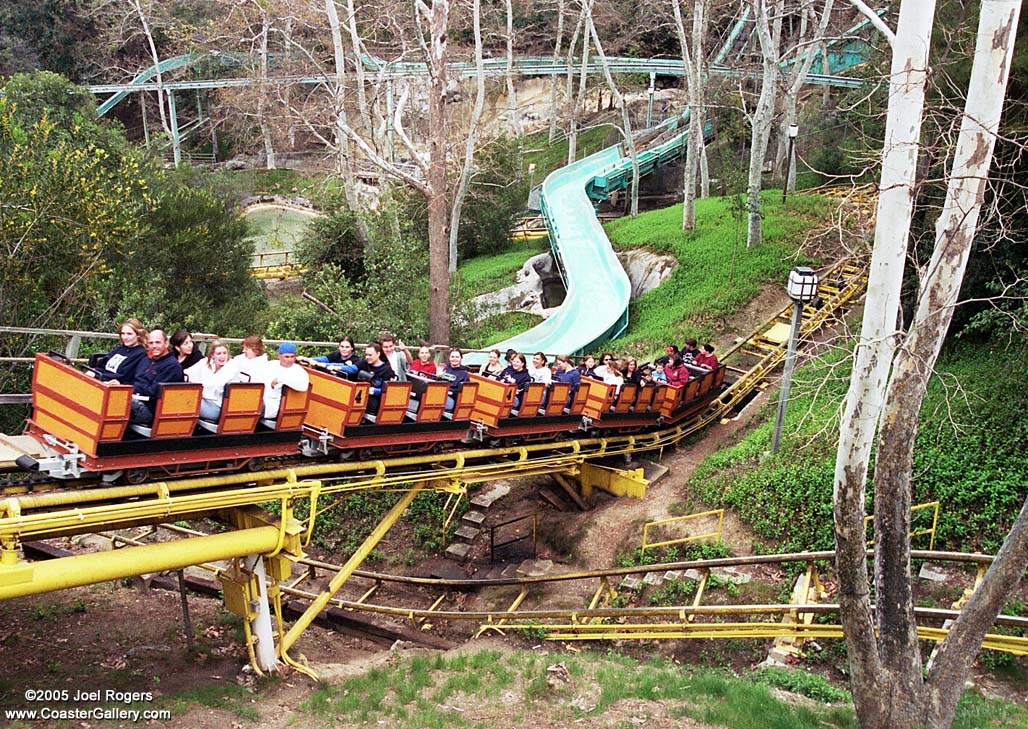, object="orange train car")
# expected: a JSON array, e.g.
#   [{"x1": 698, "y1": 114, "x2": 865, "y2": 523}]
[{"x1": 18, "y1": 353, "x2": 727, "y2": 483}]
